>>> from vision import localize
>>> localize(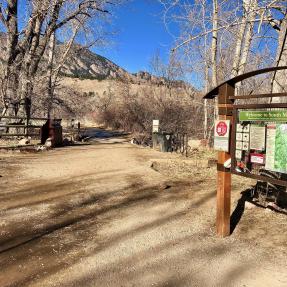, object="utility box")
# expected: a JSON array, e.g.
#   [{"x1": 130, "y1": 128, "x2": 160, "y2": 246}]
[
  {"x1": 153, "y1": 132, "x2": 173, "y2": 152},
  {"x1": 160, "y1": 132, "x2": 173, "y2": 152}
]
